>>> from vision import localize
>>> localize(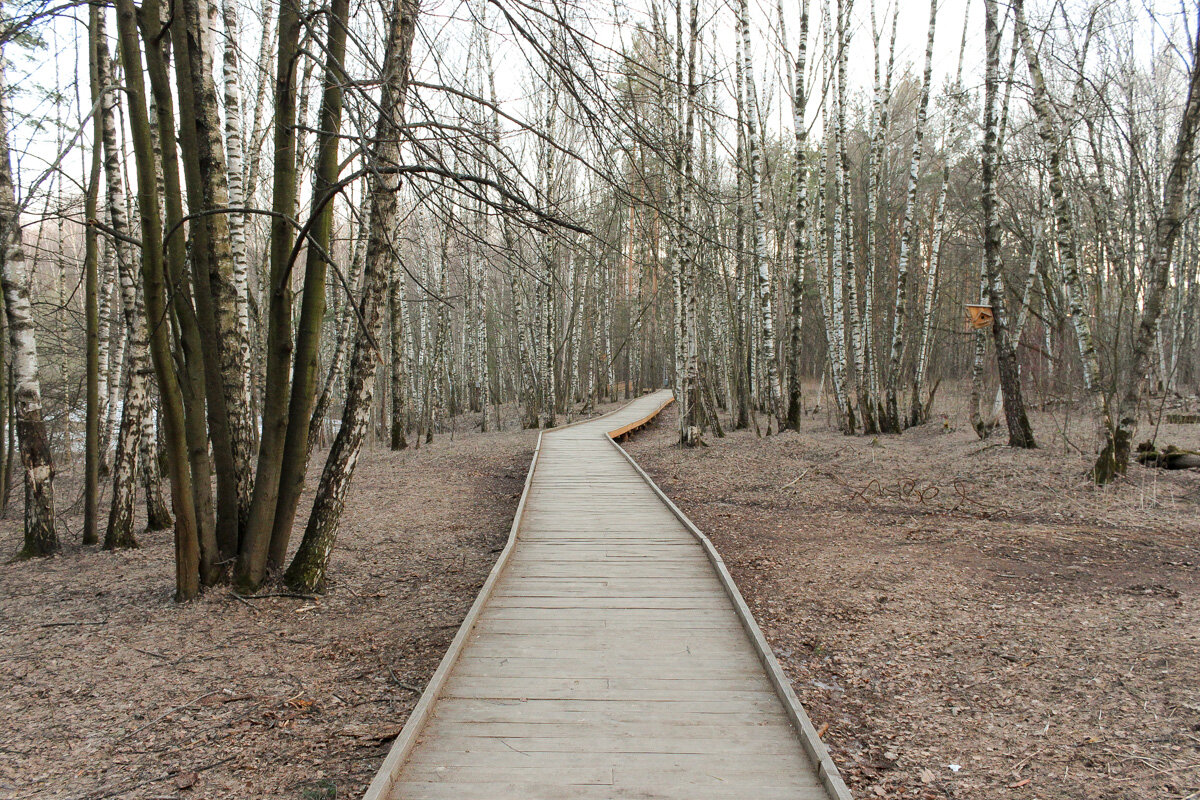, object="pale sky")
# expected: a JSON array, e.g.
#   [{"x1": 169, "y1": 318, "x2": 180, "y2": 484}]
[{"x1": 6, "y1": 0, "x2": 1194, "y2": 213}]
